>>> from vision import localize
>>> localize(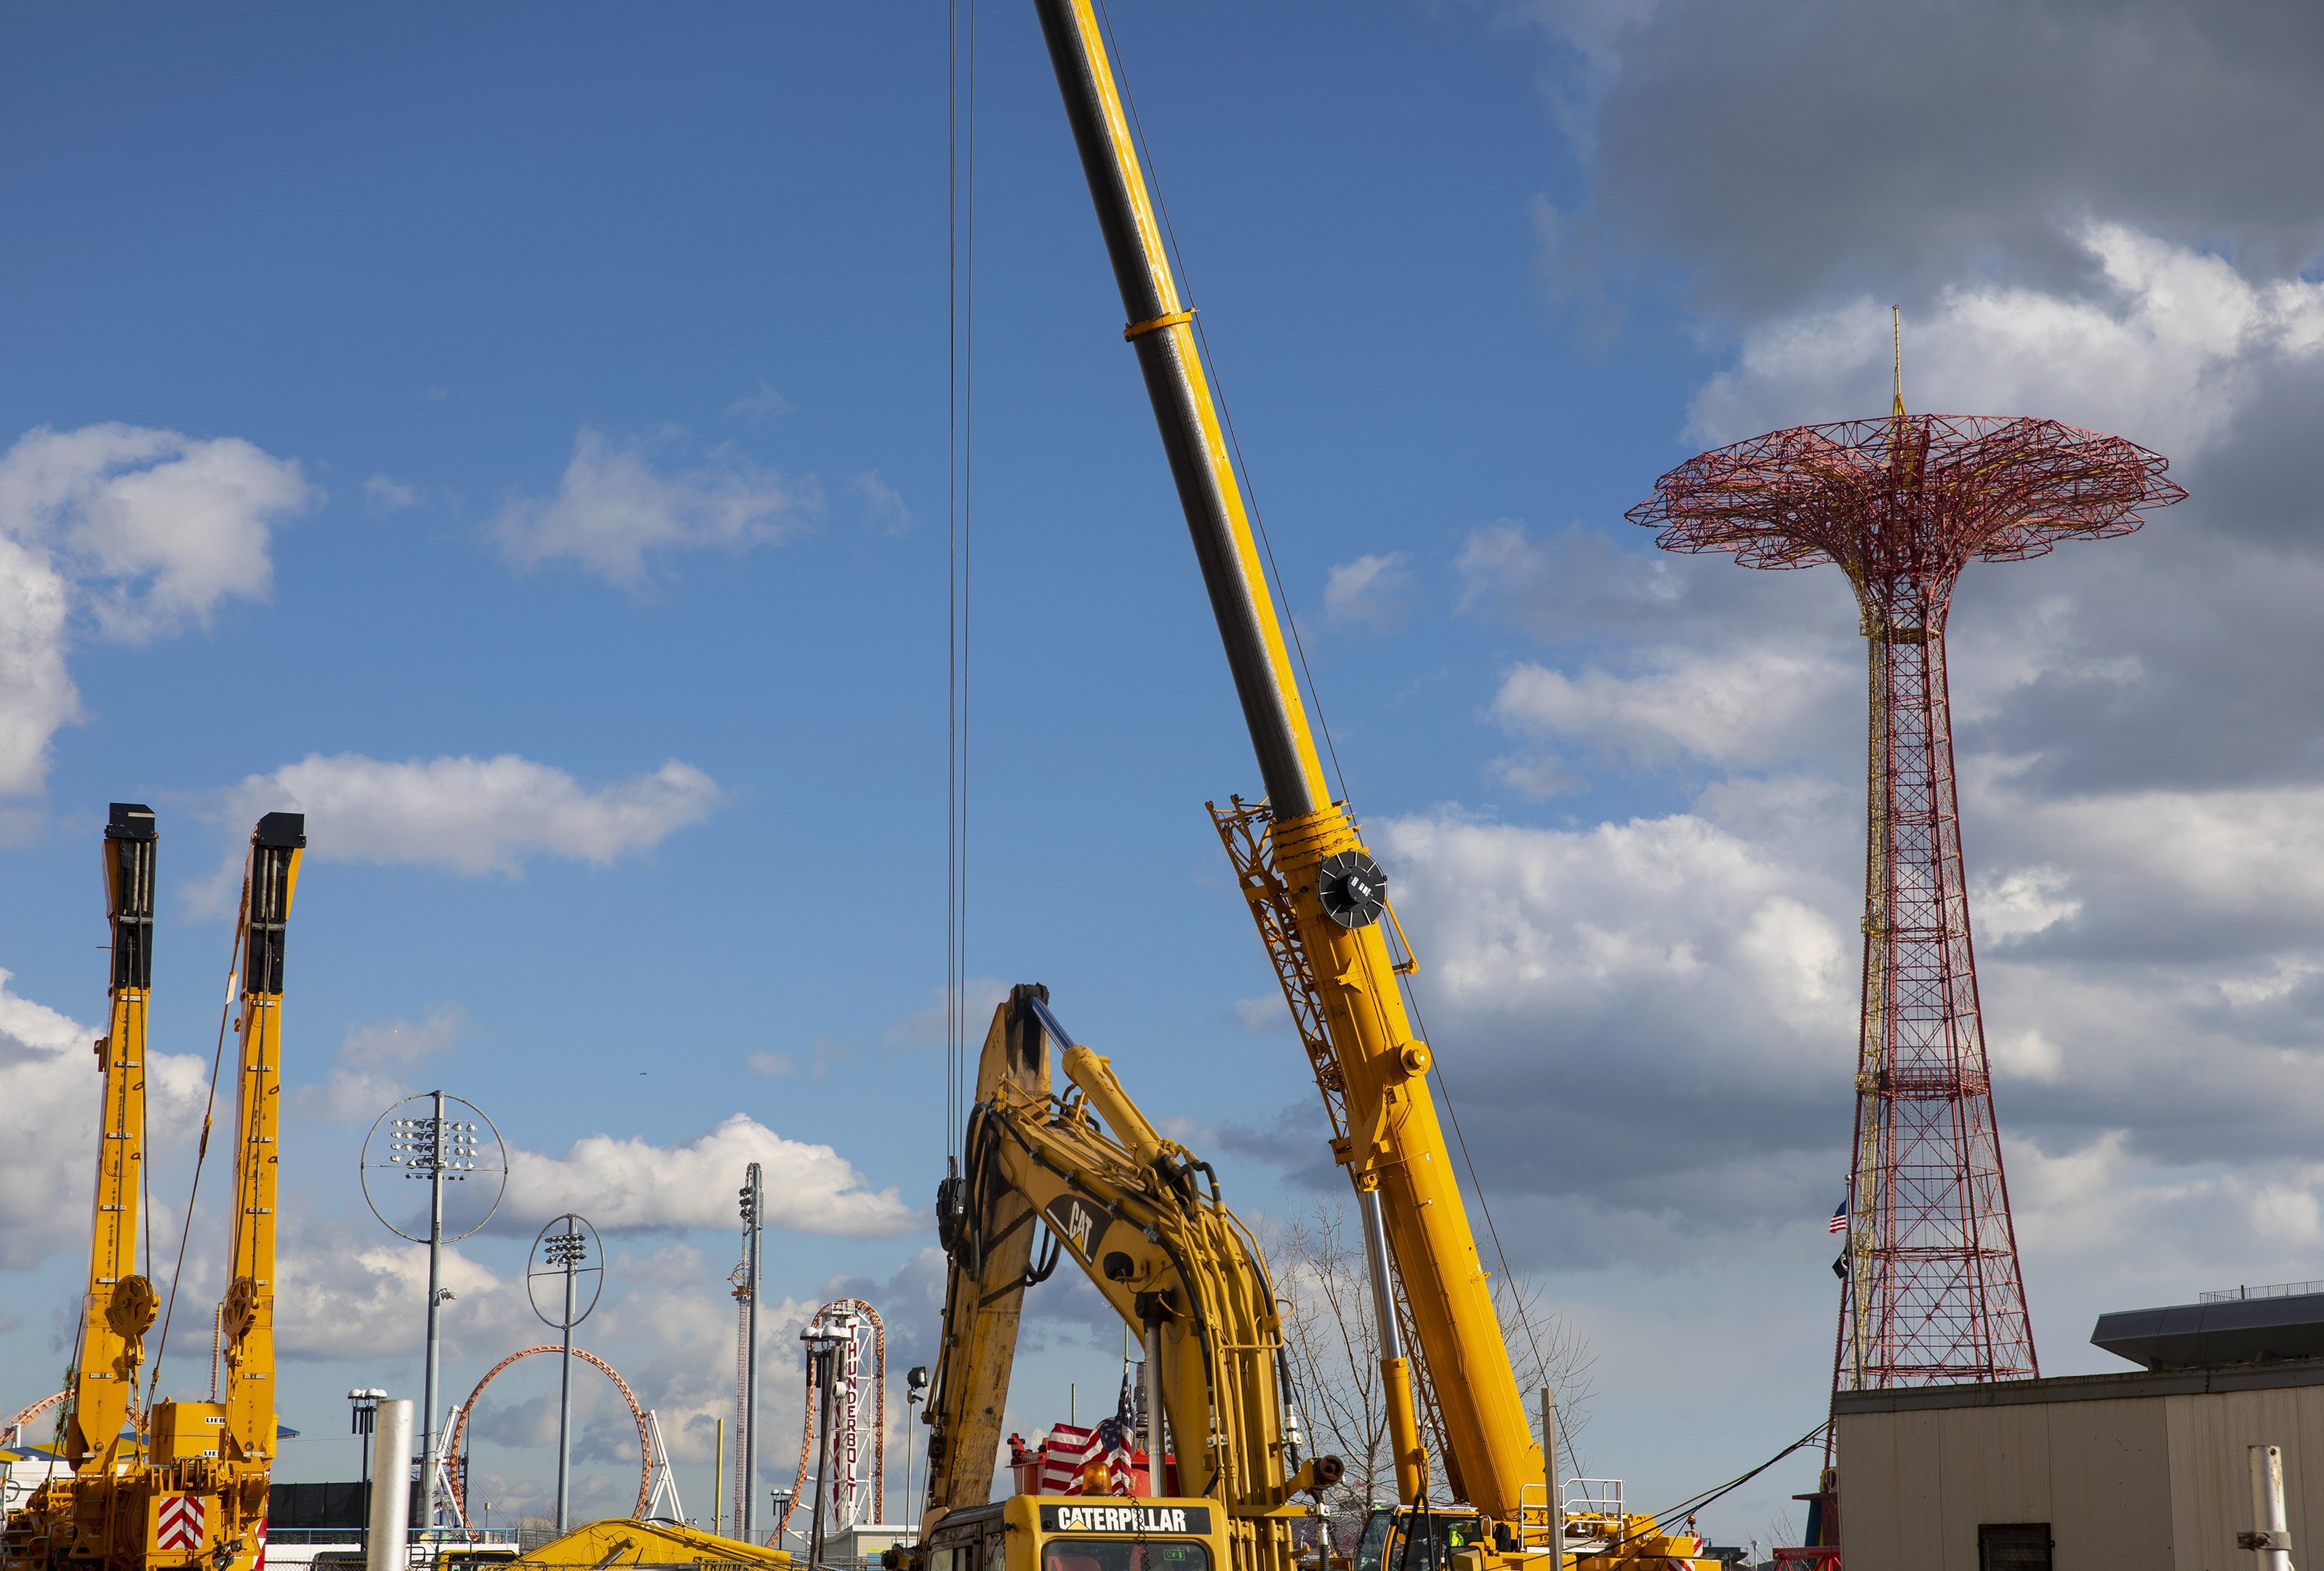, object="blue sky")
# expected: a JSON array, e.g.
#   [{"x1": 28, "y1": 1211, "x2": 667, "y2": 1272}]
[{"x1": 6, "y1": 1, "x2": 2323, "y2": 1553}]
